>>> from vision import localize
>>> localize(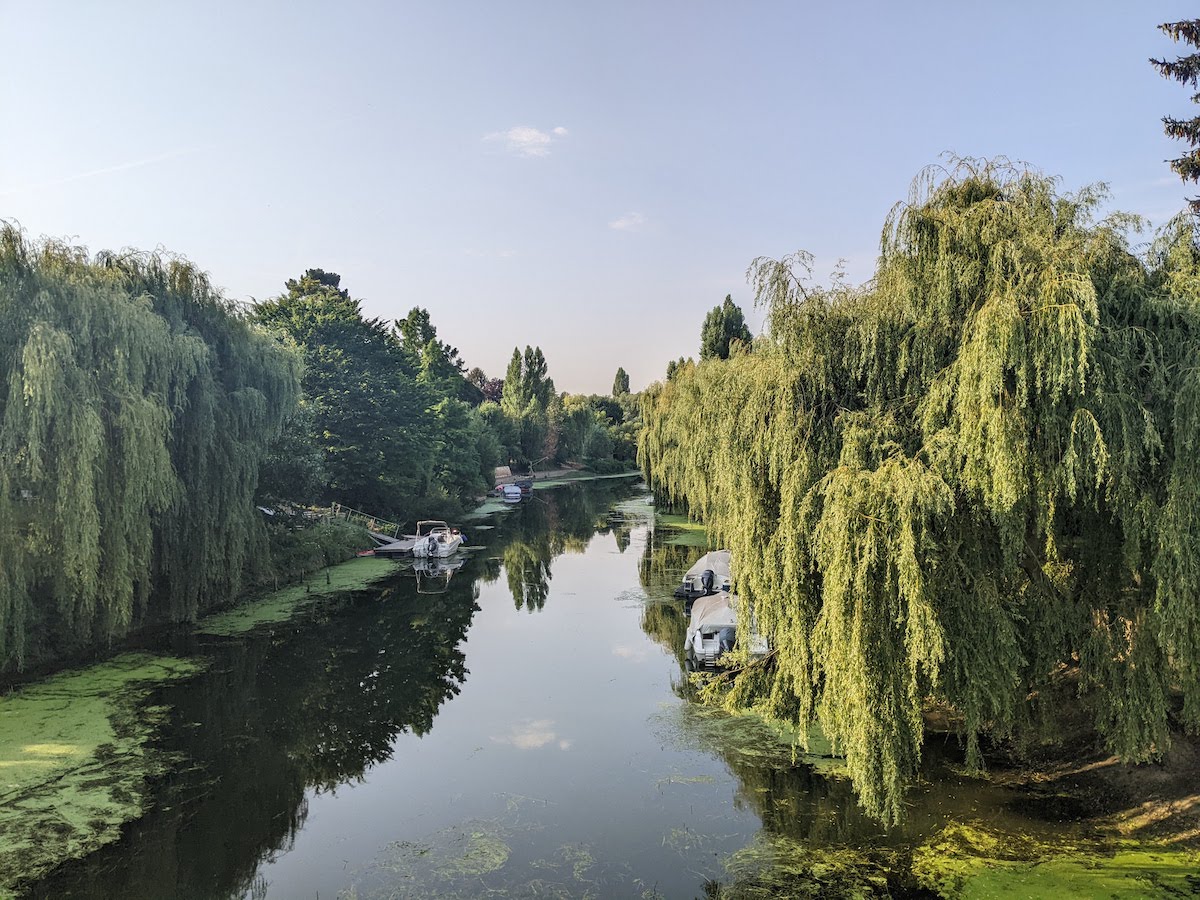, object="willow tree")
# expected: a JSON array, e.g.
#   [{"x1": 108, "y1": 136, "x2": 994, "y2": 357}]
[
  {"x1": 0, "y1": 226, "x2": 300, "y2": 671},
  {"x1": 639, "y1": 159, "x2": 1200, "y2": 824}
]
